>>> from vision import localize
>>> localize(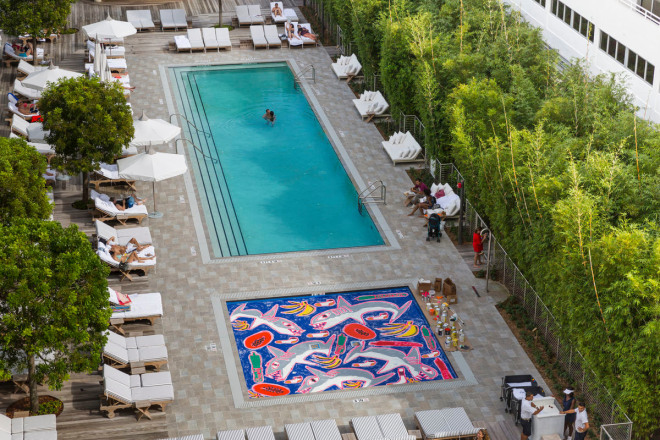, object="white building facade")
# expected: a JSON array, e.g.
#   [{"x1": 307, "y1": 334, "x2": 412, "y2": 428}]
[{"x1": 504, "y1": 0, "x2": 660, "y2": 123}]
